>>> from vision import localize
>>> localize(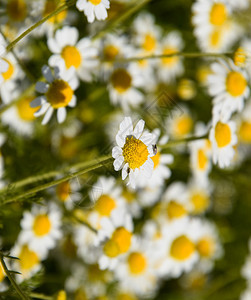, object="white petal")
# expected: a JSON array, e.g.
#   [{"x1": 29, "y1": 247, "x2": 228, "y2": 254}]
[
  {"x1": 113, "y1": 156, "x2": 124, "y2": 171},
  {"x1": 30, "y1": 96, "x2": 45, "y2": 108},
  {"x1": 34, "y1": 102, "x2": 50, "y2": 117},
  {"x1": 68, "y1": 95, "x2": 77, "y2": 107},
  {"x1": 42, "y1": 106, "x2": 54, "y2": 125},
  {"x1": 57, "y1": 107, "x2": 67, "y2": 123},
  {"x1": 112, "y1": 146, "x2": 122, "y2": 158},
  {"x1": 122, "y1": 163, "x2": 129, "y2": 180},
  {"x1": 36, "y1": 81, "x2": 49, "y2": 93},
  {"x1": 42, "y1": 65, "x2": 54, "y2": 83},
  {"x1": 133, "y1": 119, "x2": 145, "y2": 139}
]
